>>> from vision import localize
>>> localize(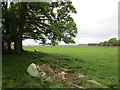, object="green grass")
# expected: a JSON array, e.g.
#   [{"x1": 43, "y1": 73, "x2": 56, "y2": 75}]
[{"x1": 2, "y1": 46, "x2": 118, "y2": 88}]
